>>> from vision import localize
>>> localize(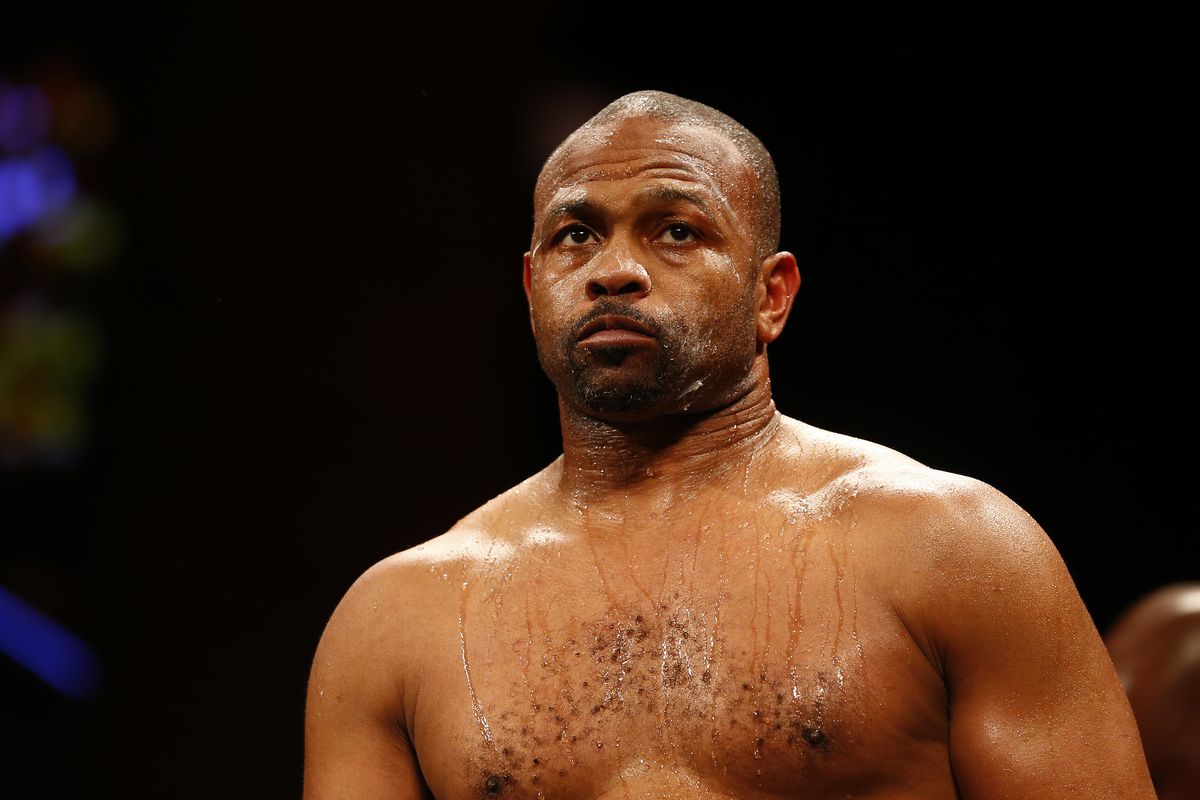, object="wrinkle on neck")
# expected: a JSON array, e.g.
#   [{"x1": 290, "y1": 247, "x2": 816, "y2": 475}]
[{"x1": 555, "y1": 372, "x2": 783, "y2": 510}]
